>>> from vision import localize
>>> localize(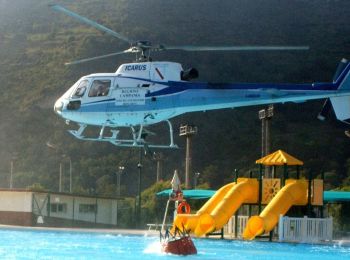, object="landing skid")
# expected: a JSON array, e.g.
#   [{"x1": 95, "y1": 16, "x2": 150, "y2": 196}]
[{"x1": 67, "y1": 120, "x2": 178, "y2": 149}]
